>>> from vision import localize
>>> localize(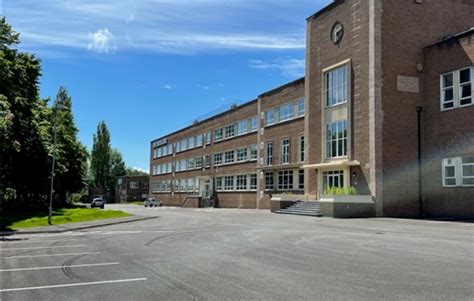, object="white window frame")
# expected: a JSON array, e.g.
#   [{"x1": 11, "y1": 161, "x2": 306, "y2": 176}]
[
  {"x1": 265, "y1": 142, "x2": 273, "y2": 166},
  {"x1": 224, "y1": 150, "x2": 235, "y2": 164},
  {"x1": 323, "y1": 170, "x2": 344, "y2": 189},
  {"x1": 250, "y1": 145, "x2": 258, "y2": 161},
  {"x1": 440, "y1": 66, "x2": 473, "y2": 111},
  {"x1": 249, "y1": 174, "x2": 257, "y2": 191},
  {"x1": 264, "y1": 110, "x2": 275, "y2": 126},
  {"x1": 325, "y1": 64, "x2": 348, "y2": 107},
  {"x1": 265, "y1": 172, "x2": 274, "y2": 191},
  {"x1": 299, "y1": 135, "x2": 305, "y2": 162},
  {"x1": 281, "y1": 138, "x2": 290, "y2": 164},
  {"x1": 443, "y1": 157, "x2": 474, "y2": 187},
  {"x1": 277, "y1": 170, "x2": 294, "y2": 191},
  {"x1": 224, "y1": 176, "x2": 234, "y2": 191},
  {"x1": 237, "y1": 148, "x2": 248, "y2": 162},
  {"x1": 215, "y1": 128, "x2": 223, "y2": 142},
  {"x1": 214, "y1": 153, "x2": 223, "y2": 166},
  {"x1": 326, "y1": 120, "x2": 348, "y2": 159},
  {"x1": 236, "y1": 175, "x2": 248, "y2": 191}
]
